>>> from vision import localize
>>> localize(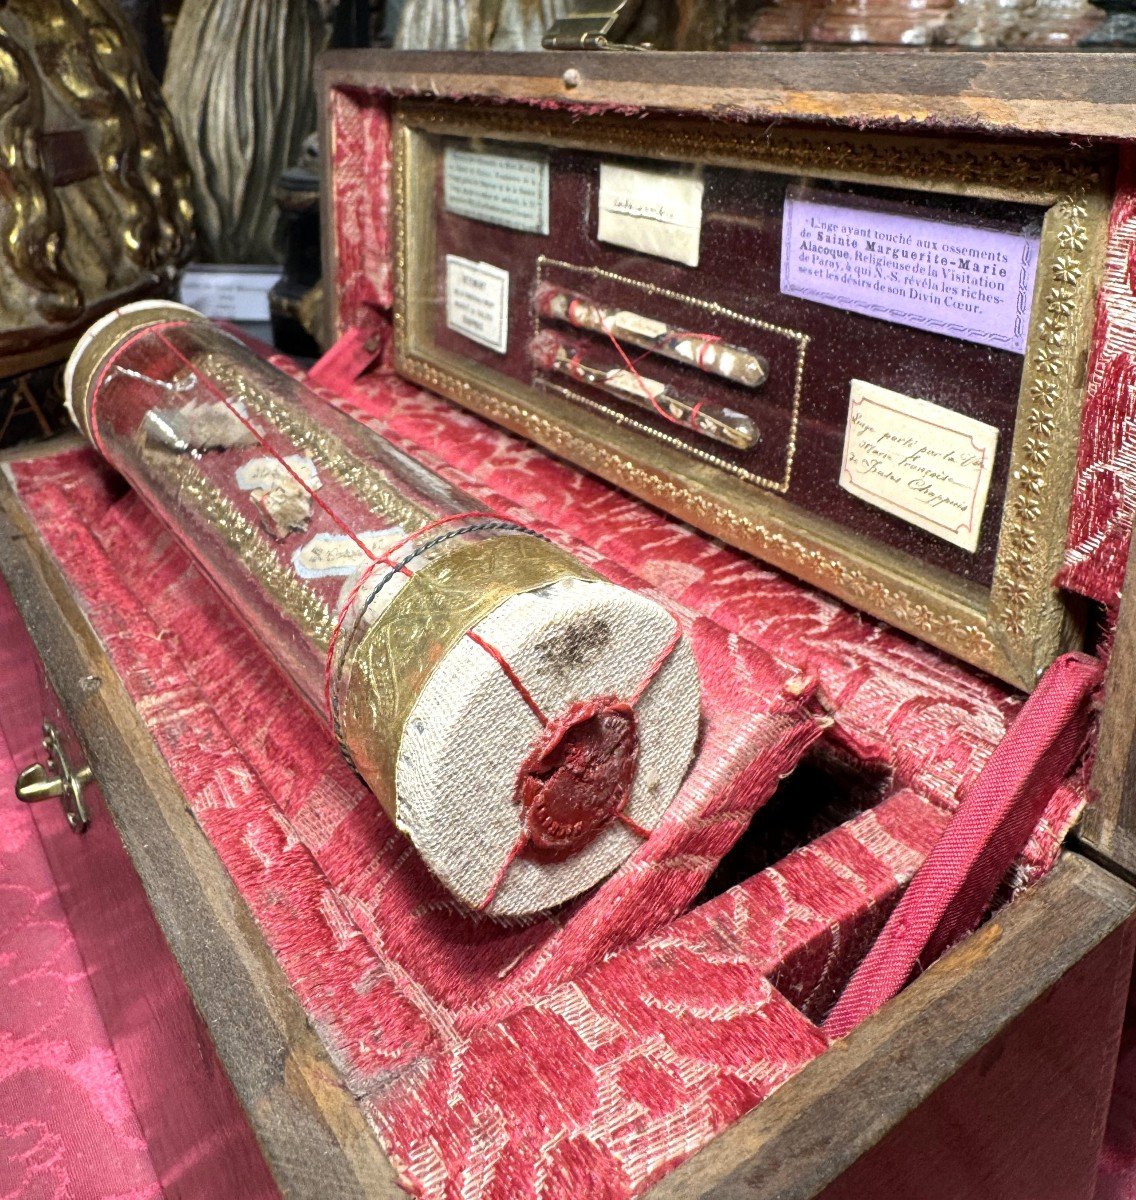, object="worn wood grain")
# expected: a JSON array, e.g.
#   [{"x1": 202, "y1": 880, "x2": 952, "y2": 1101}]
[
  {"x1": 1080, "y1": 533, "x2": 1136, "y2": 879},
  {"x1": 0, "y1": 467, "x2": 405, "y2": 1200},
  {"x1": 814, "y1": 918, "x2": 1136, "y2": 1200},
  {"x1": 317, "y1": 50, "x2": 1136, "y2": 141},
  {"x1": 647, "y1": 853, "x2": 1136, "y2": 1200}
]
